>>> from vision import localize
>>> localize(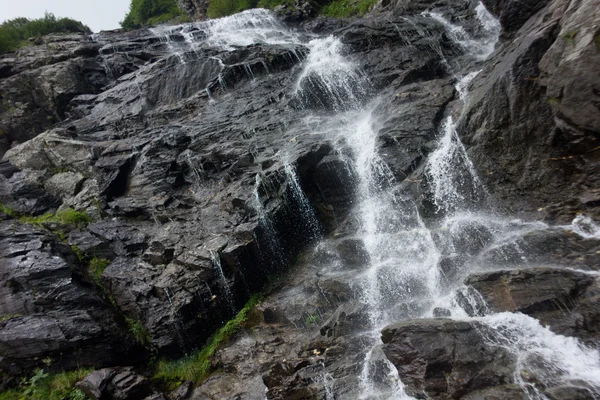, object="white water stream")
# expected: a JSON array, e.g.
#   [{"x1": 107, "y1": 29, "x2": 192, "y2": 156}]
[{"x1": 150, "y1": 6, "x2": 600, "y2": 399}]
